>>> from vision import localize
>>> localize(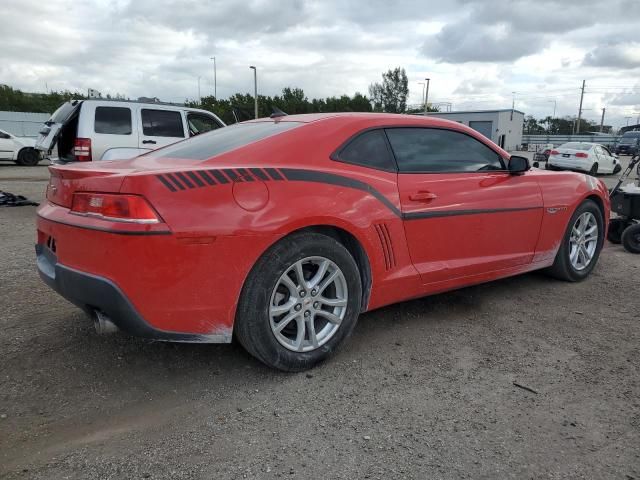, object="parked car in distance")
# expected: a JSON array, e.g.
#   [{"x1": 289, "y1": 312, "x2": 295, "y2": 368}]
[
  {"x1": 533, "y1": 148, "x2": 551, "y2": 163},
  {"x1": 615, "y1": 131, "x2": 640, "y2": 156},
  {"x1": 35, "y1": 99, "x2": 226, "y2": 163},
  {"x1": 0, "y1": 128, "x2": 41, "y2": 166},
  {"x1": 36, "y1": 113, "x2": 610, "y2": 371},
  {"x1": 547, "y1": 142, "x2": 620, "y2": 175}
]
